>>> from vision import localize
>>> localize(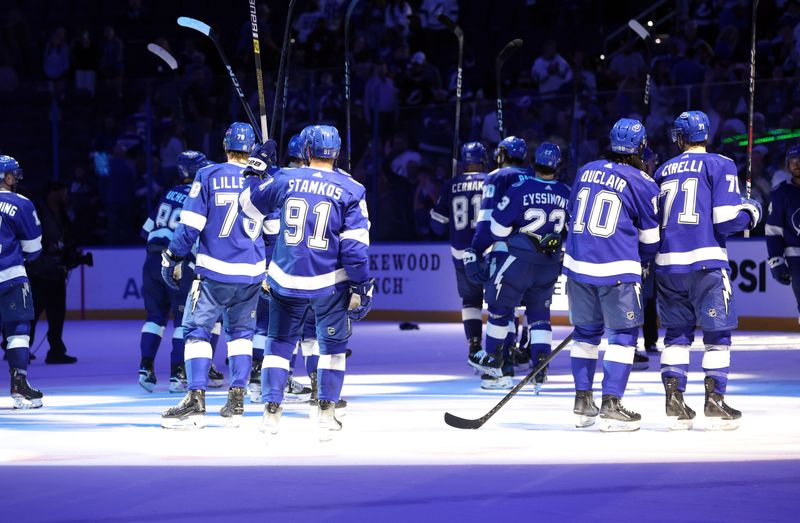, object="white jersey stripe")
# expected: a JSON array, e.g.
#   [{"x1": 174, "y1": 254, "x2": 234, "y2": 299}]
[
  {"x1": 239, "y1": 187, "x2": 266, "y2": 222},
  {"x1": 785, "y1": 247, "x2": 800, "y2": 257},
  {"x1": 637, "y1": 227, "x2": 659, "y2": 244},
  {"x1": 655, "y1": 246, "x2": 728, "y2": 266},
  {"x1": 268, "y1": 261, "x2": 349, "y2": 290},
  {"x1": 0, "y1": 265, "x2": 27, "y2": 284},
  {"x1": 179, "y1": 210, "x2": 207, "y2": 231},
  {"x1": 195, "y1": 253, "x2": 266, "y2": 277},
  {"x1": 263, "y1": 219, "x2": 280, "y2": 235},
  {"x1": 20, "y1": 236, "x2": 42, "y2": 253},
  {"x1": 490, "y1": 218, "x2": 513, "y2": 238},
  {"x1": 477, "y1": 209, "x2": 492, "y2": 222},
  {"x1": 563, "y1": 254, "x2": 641, "y2": 278},
  {"x1": 712, "y1": 205, "x2": 744, "y2": 224},
  {"x1": 765, "y1": 224, "x2": 783, "y2": 236},
  {"x1": 340, "y1": 228, "x2": 370, "y2": 246}
]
